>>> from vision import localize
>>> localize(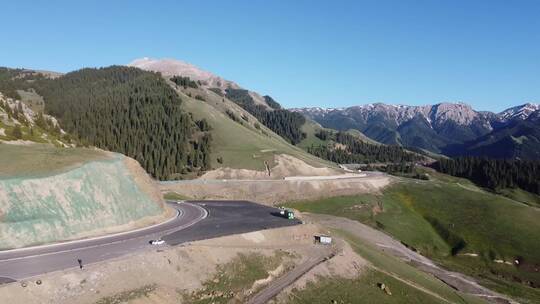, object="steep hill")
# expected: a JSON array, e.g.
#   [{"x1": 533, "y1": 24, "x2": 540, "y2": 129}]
[
  {"x1": 129, "y1": 58, "x2": 308, "y2": 145},
  {"x1": 129, "y1": 58, "x2": 335, "y2": 172}
]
